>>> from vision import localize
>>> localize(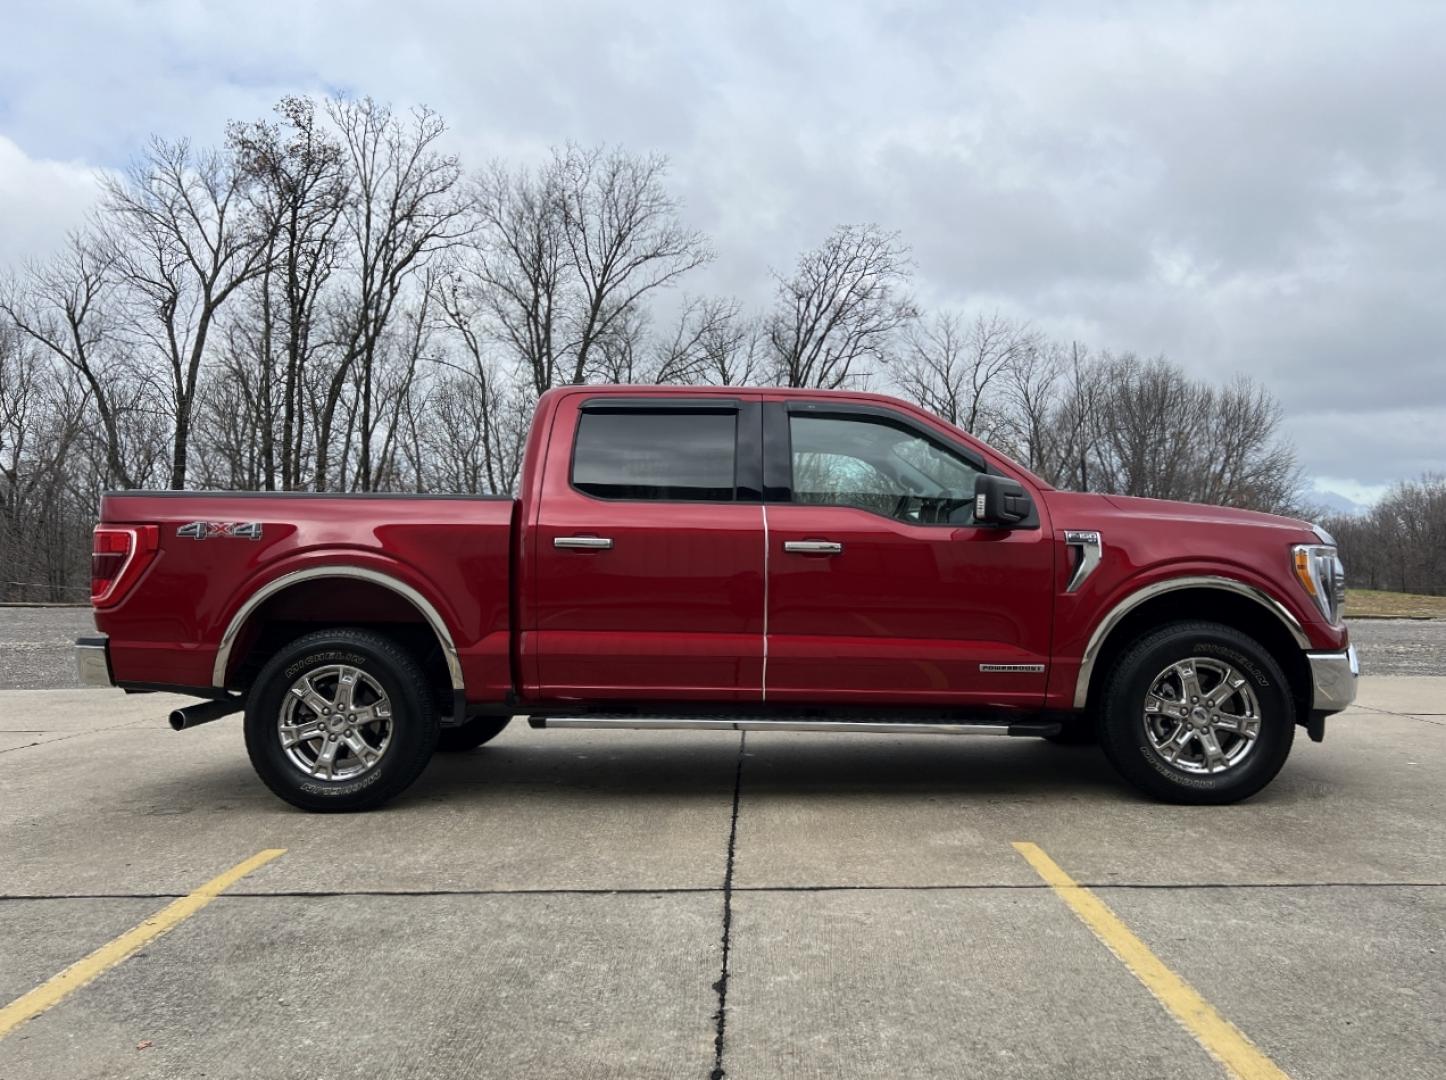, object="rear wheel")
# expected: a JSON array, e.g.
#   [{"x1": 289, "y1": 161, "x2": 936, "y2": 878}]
[
  {"x1": 1097, "y1": 621, "x2": 1295, "y2": 804},
  {"x1": 244, "y1": 628, "x2": 439, "y2": 812},
  {"x1": 437, "y1": 715, "x2": 512, "y2": 752}
]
